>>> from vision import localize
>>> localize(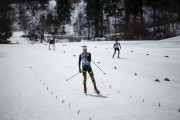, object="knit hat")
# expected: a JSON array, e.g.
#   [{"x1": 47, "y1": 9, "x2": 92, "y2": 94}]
[{"x1": 82, "y1": 45, "x2": 87, "y2": 51}]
